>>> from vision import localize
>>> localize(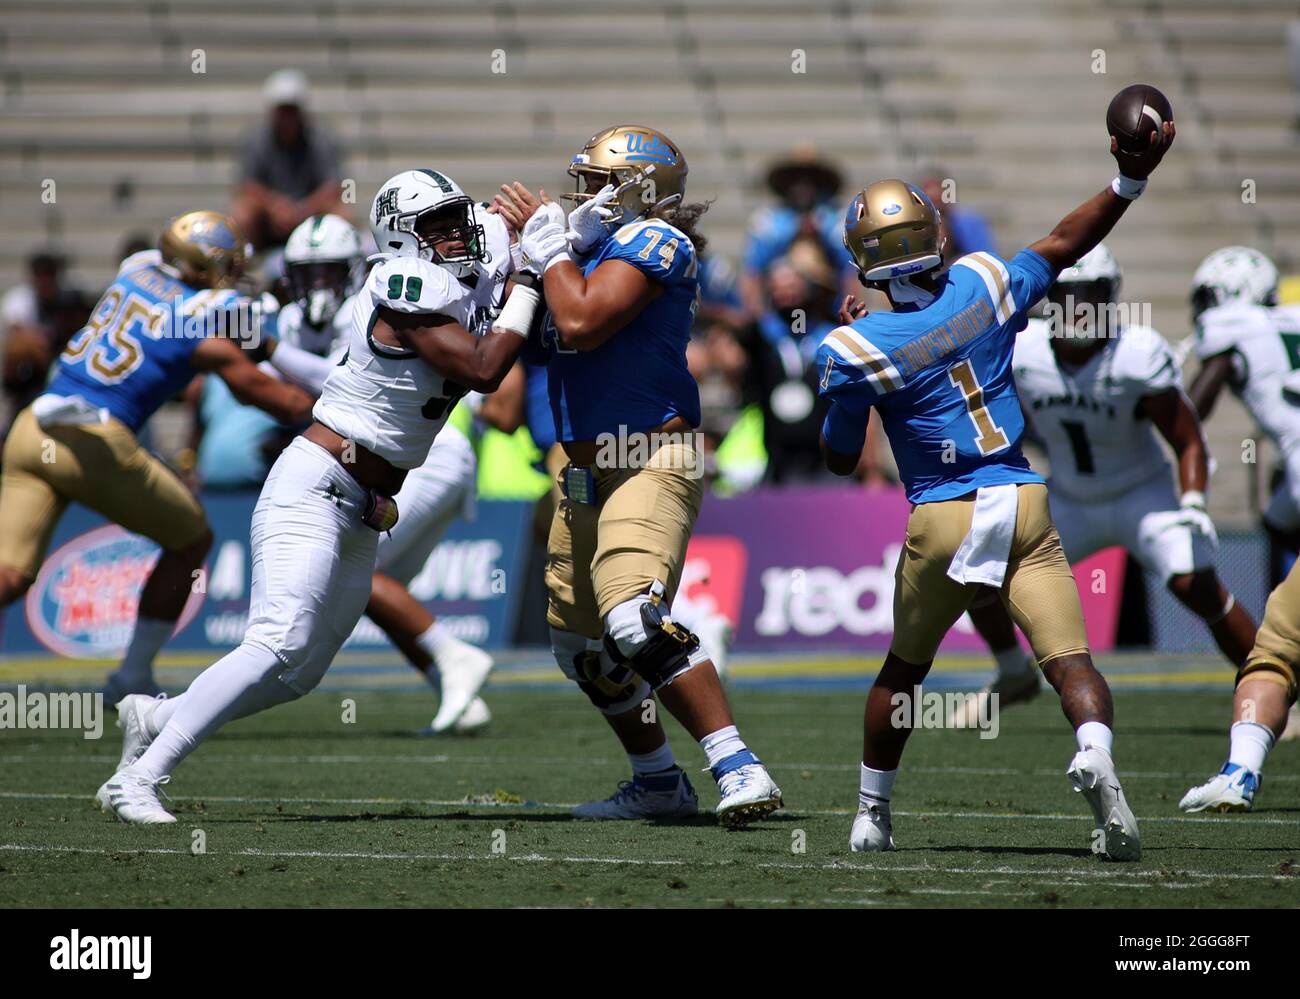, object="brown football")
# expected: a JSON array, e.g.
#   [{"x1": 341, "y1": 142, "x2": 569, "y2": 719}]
[{"x1": 1106, "y1": 84, "x2": 1173, "y2": 153}]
